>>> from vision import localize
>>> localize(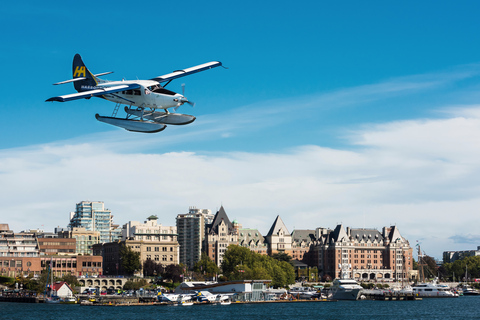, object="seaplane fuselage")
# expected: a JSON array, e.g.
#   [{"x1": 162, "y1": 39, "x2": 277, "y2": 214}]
[{"x1": 94, "y1": 80, "x2": 186, "y2": 110}]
